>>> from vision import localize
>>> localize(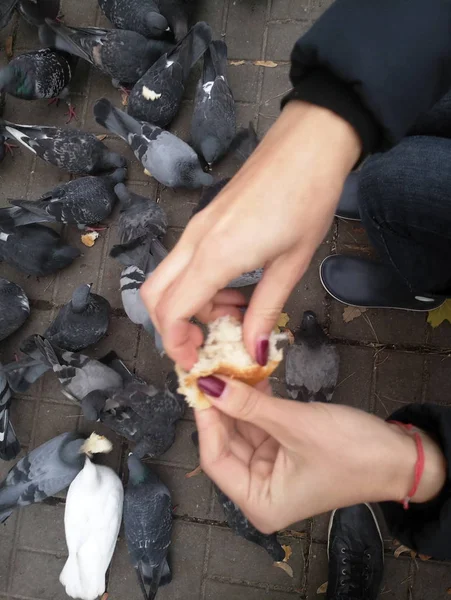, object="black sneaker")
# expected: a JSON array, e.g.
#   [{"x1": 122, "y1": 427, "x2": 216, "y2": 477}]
[
  {"x1": 320, "y1": 255, "x2": 445, "y2": 311},
  {"x1": 327, "y1": 504, "x2": 384, "y2": 600},
  {"x1": 335, "y1": 172, "x2": 360, "y2": 221}
]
